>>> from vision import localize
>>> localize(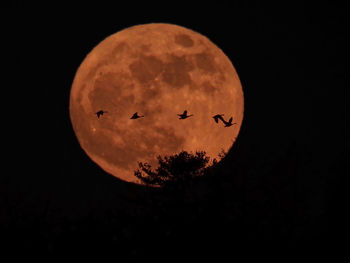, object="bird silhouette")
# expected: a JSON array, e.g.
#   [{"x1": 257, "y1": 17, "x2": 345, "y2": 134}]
[
  {"x1": 213, "y1": 114, "x2": 236, "y2": 127},
  {"x1": 130, "y1": 112, "x2": 144, "y2": 119},
  {"x1": 212, "y1": 114, "x2": 225, "y2": 123},
  {"x1": 222, "y1": 117, "x2": 237, "y2": 127},
  {"x1": 96, "y1": 110, "x2": 108, "y2": 118},
  {"x1": 177, "y1": 110, "x2": 193, "y2": 119}
]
